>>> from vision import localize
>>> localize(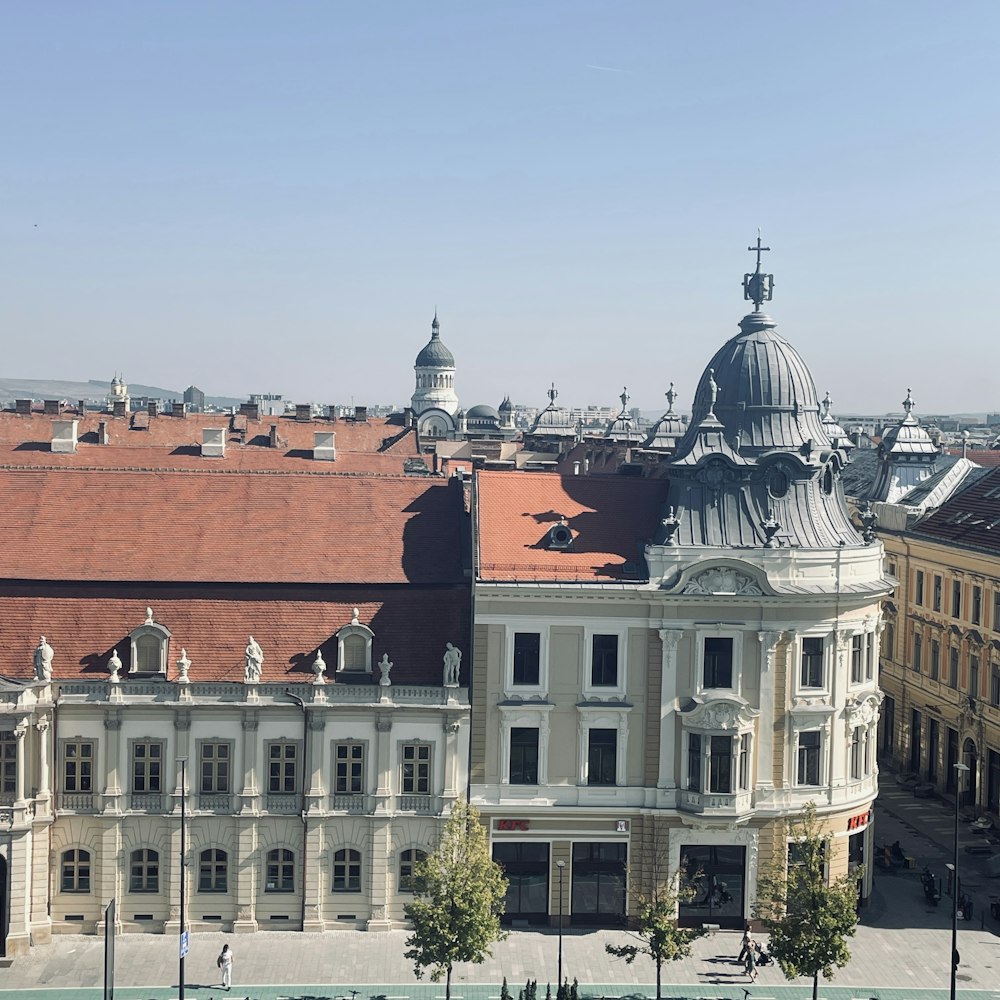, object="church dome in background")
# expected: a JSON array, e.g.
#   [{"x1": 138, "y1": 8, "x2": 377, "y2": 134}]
[{"x1": 415, "y1": 314, "x2": 455, "y2": 368}]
